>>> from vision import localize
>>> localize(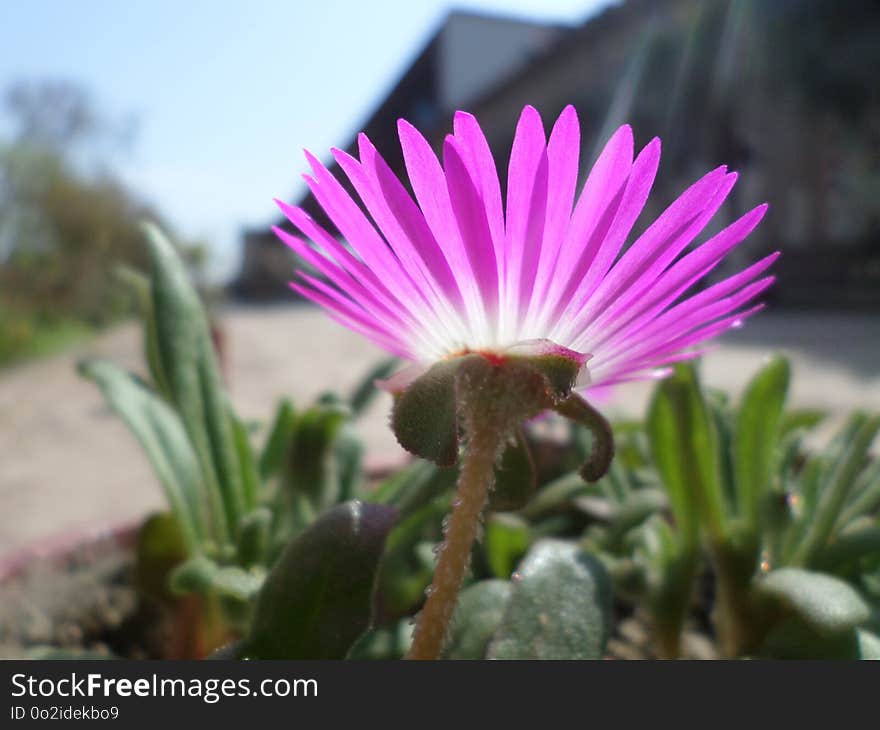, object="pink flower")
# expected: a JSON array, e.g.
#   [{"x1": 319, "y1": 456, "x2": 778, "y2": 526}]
[{"x1": 273, "y1": 105, "x2": 775, "y2": 390}]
